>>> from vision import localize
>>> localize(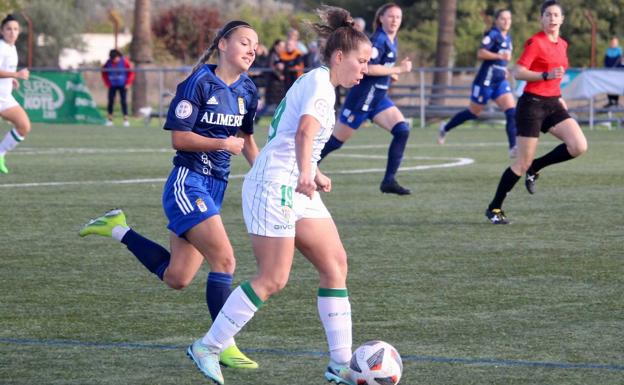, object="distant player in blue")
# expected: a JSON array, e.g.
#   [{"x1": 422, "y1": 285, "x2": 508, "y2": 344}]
[
  {"x1": 437, "y1": 9, "x2": 518, "y2": 158},
  {"x1": 320, "y1": 2, "x2": 413, "y2": 195},
  {"x1": 79, "y1": 21, "x2": 261, "y2": 370}
]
